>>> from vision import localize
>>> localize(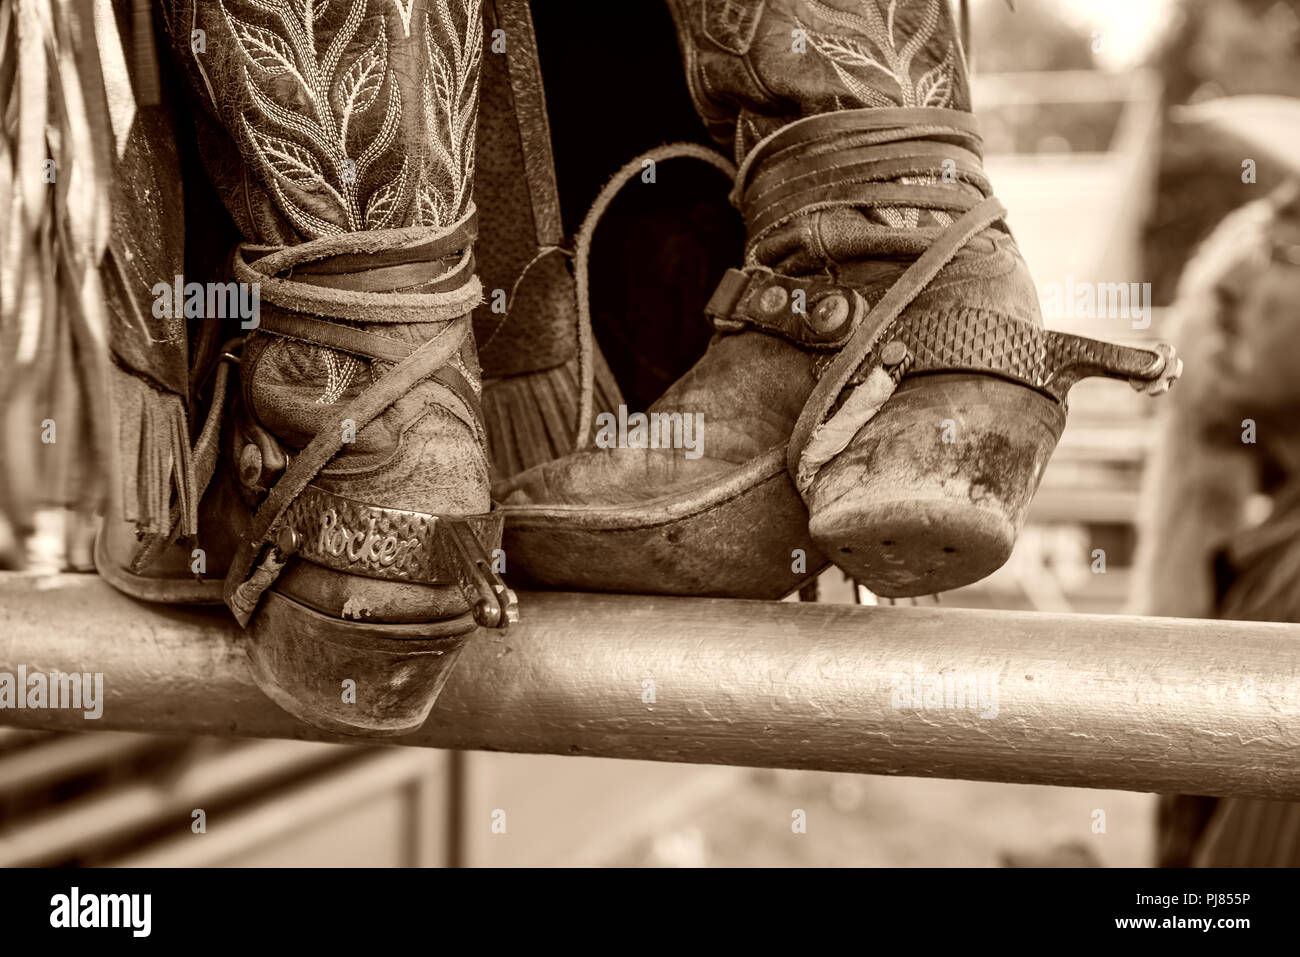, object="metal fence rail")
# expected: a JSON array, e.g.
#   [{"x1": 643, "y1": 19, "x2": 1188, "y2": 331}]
[{"x1": 2, "y1": 574, "x2": 1299, "y2": 800}]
